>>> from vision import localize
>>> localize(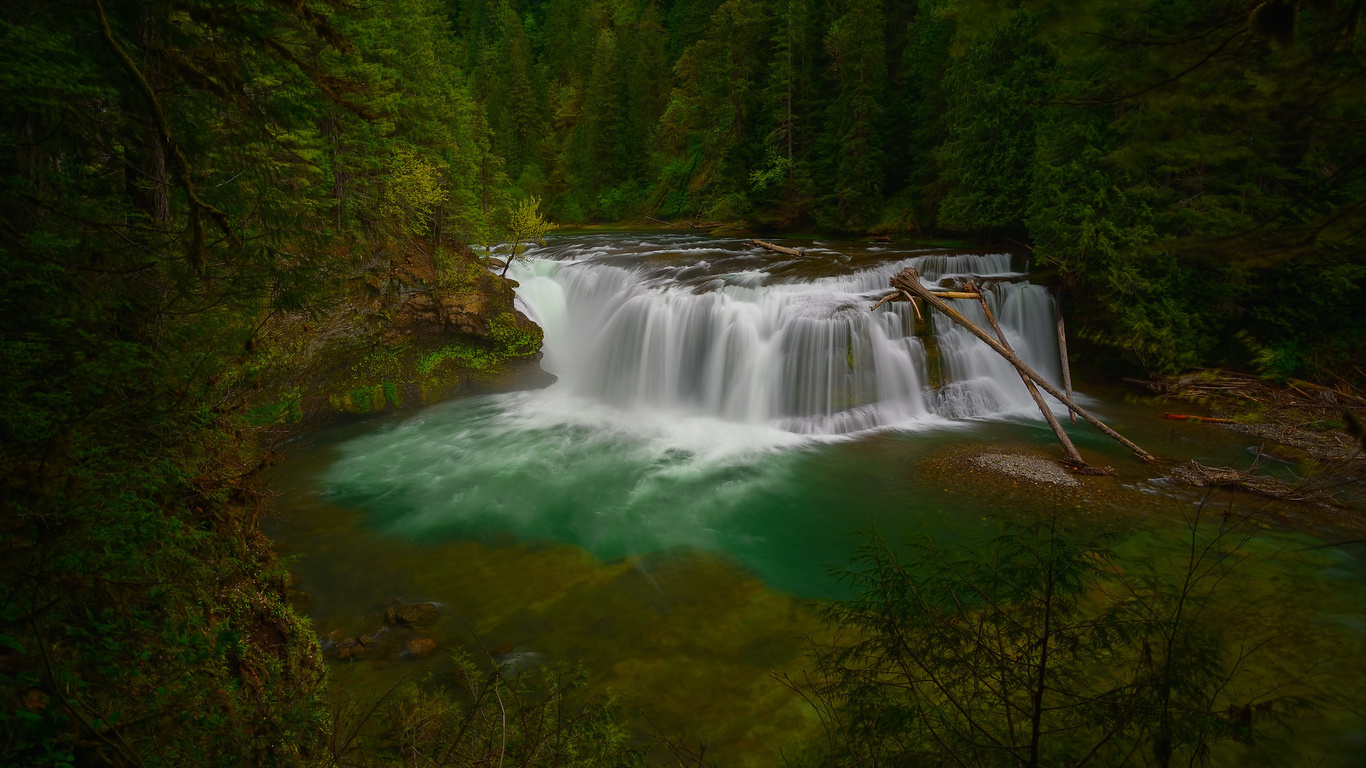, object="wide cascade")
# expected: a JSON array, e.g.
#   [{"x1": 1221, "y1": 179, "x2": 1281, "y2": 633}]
[{"x1": 509, "y1": 235, "x2": 1064, "y2": 435}]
